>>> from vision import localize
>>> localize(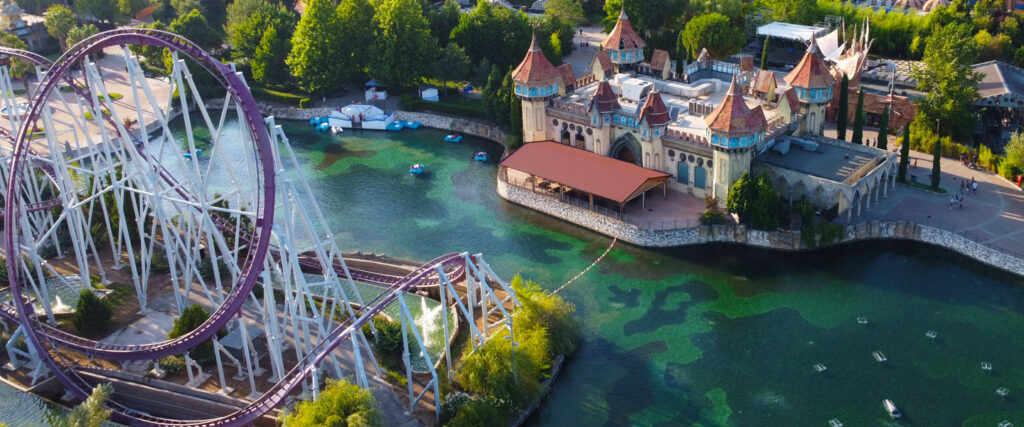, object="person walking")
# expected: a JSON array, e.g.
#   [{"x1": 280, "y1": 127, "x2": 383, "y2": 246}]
[{"x1": 971, "y1": 178, "x2": 978, "y2": 194}]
